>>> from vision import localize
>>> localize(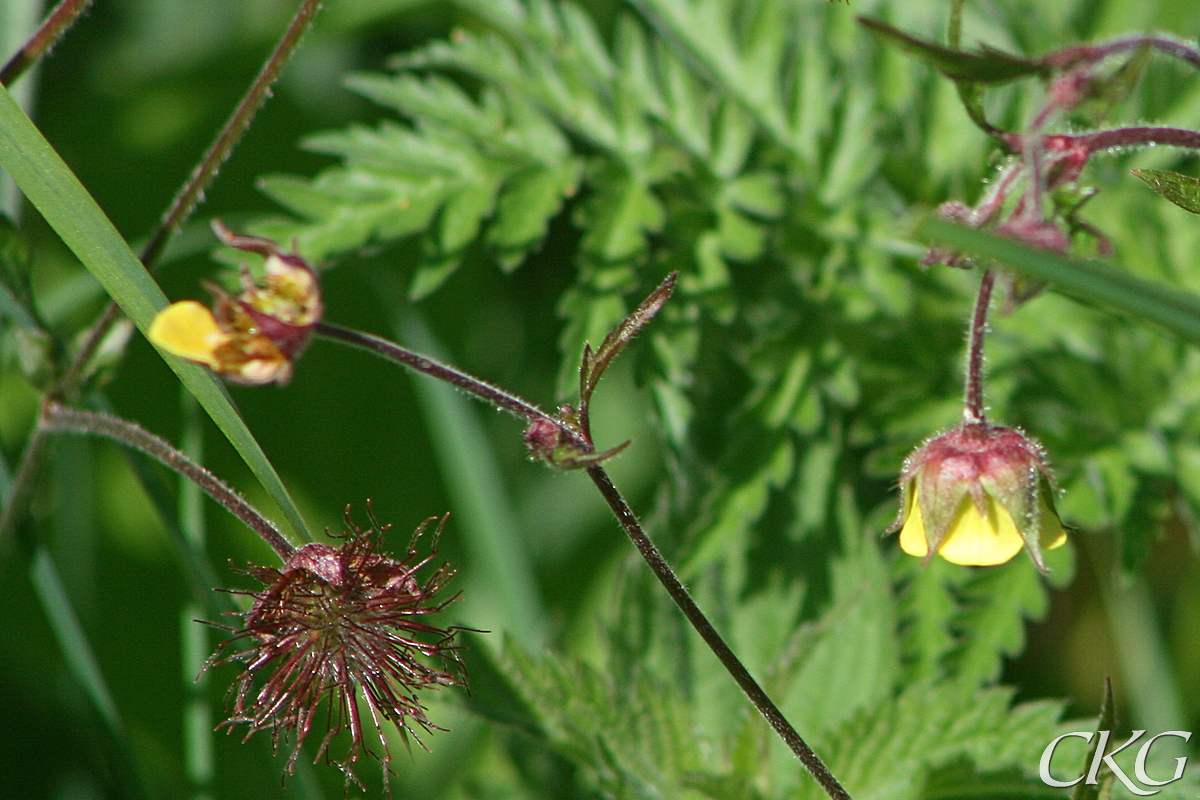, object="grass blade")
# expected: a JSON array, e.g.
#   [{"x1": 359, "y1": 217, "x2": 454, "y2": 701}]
[
  {"x1": 0, "y1": 81, "x2": 311, "y2": 543},
  {"x1": 395, "y1": 308, "x2": 546, "y2": 650},
  {"x1": 917, "y1": 217, "x2": 1200, "y2": 344}
]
